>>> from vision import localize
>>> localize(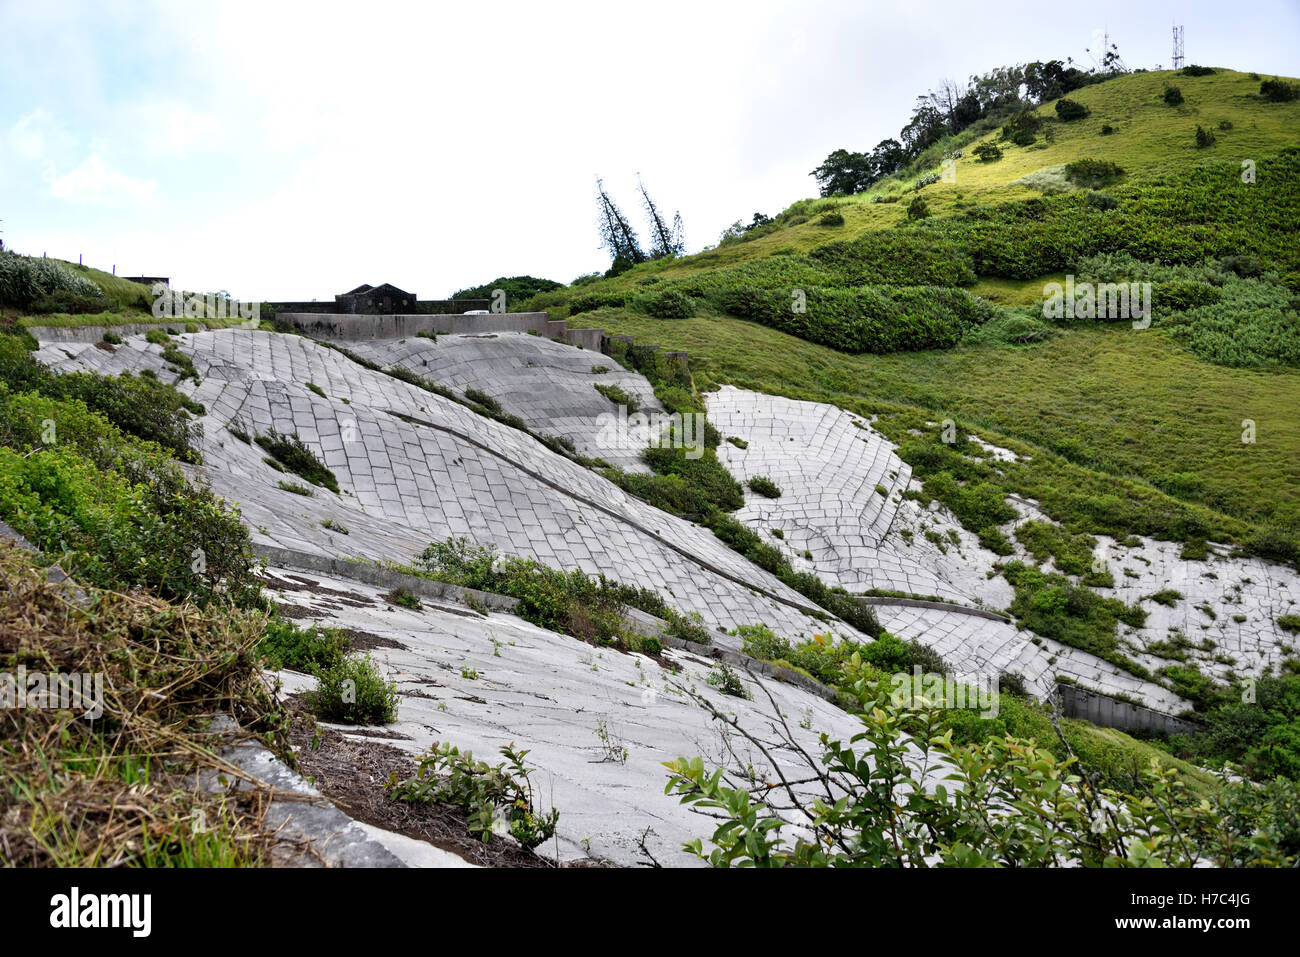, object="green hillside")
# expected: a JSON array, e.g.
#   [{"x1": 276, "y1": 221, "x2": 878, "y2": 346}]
[{"x1": 519, "y1": 67, "x2": 1300, "y2": 569}]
